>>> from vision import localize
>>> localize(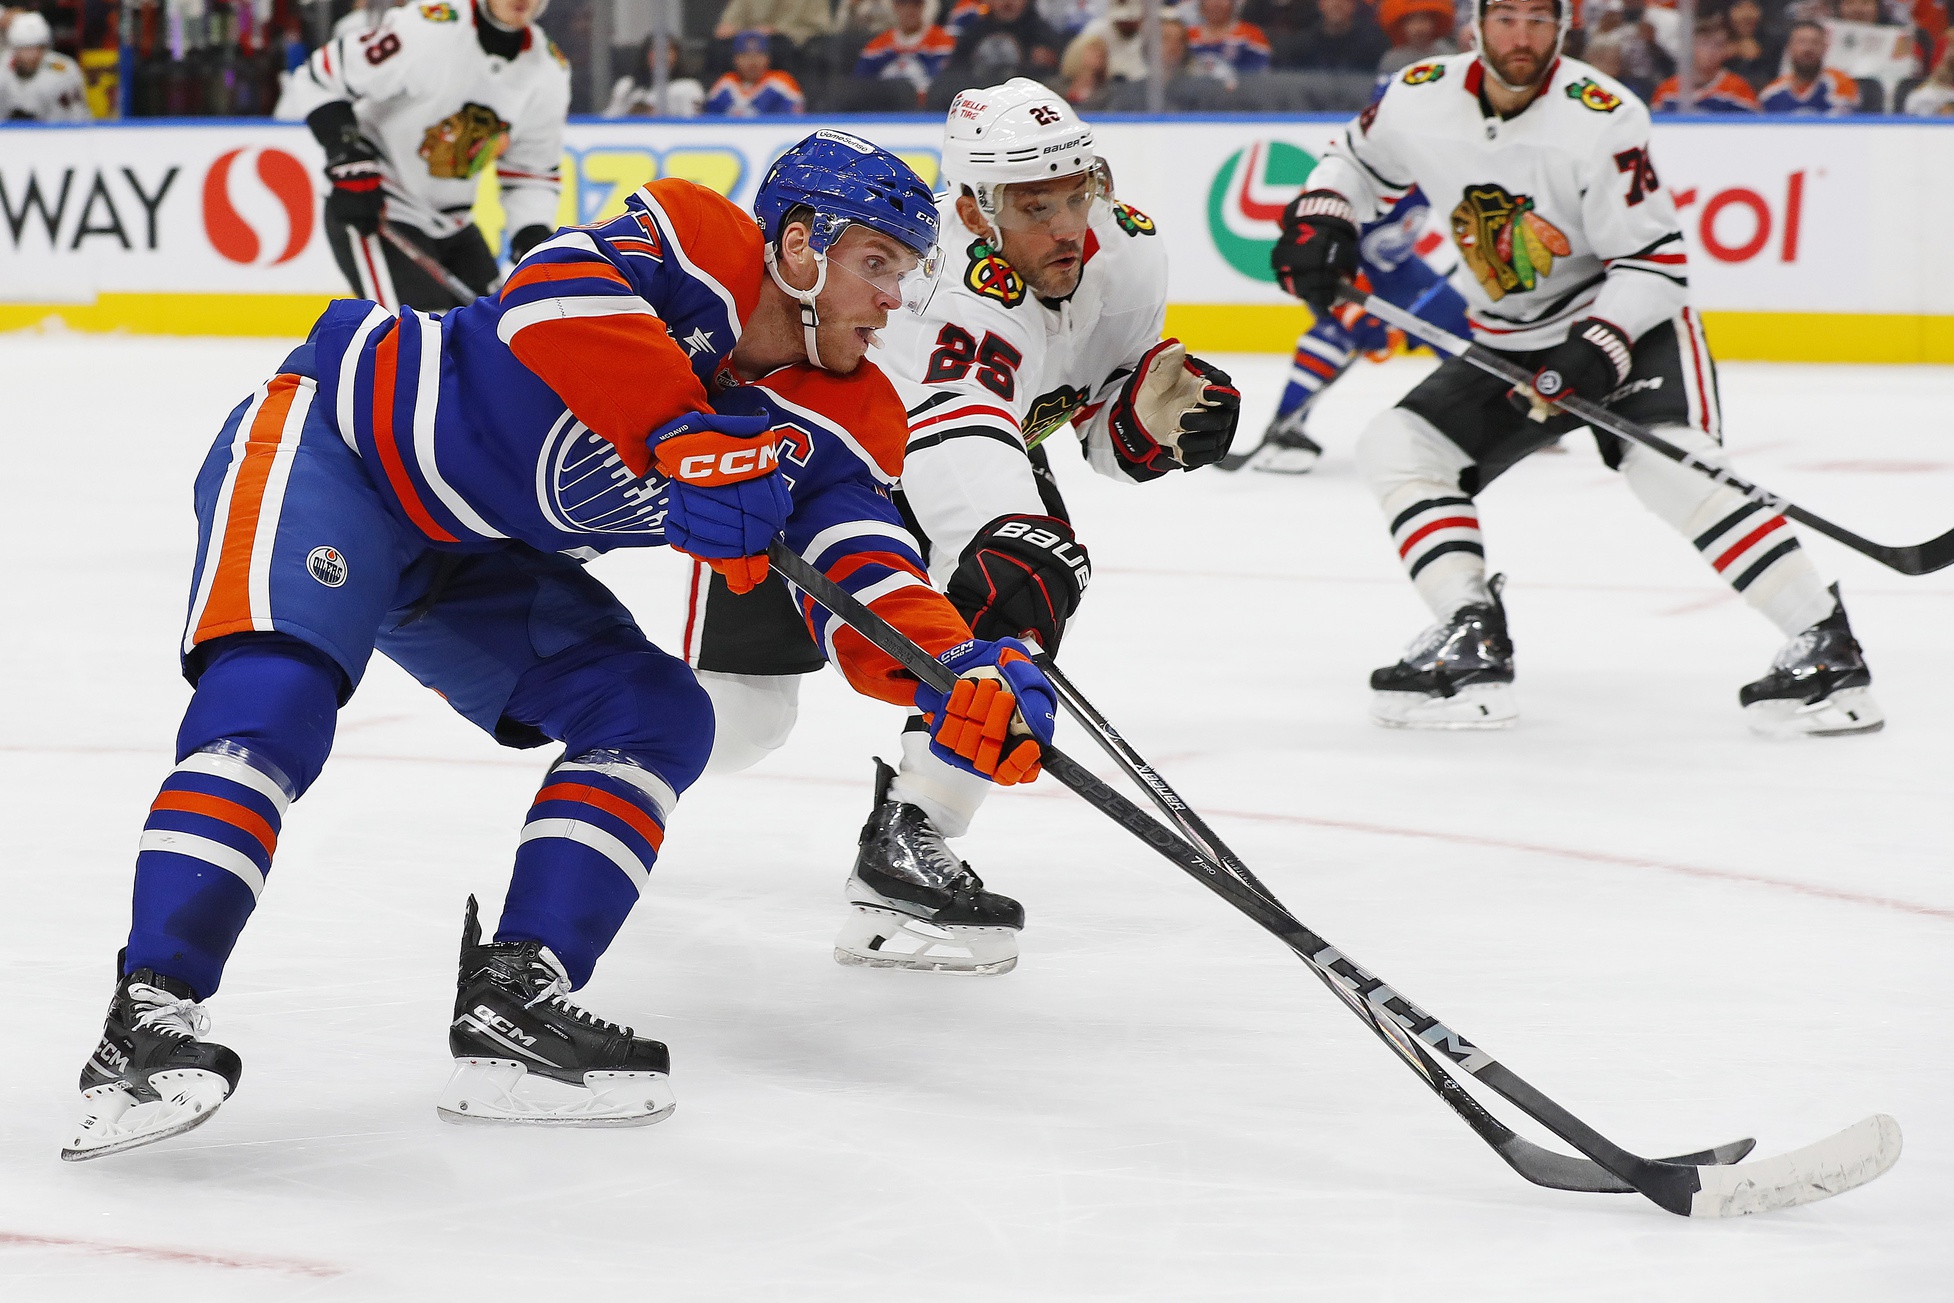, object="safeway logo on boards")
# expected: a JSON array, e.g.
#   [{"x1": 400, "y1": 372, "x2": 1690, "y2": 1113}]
[
  {"x1": 203, "y1": 147, "x2": 314, "y2": 266},
  {"x1": 1206, "y1": 141, "x2": 1316, "y2": 283}
]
